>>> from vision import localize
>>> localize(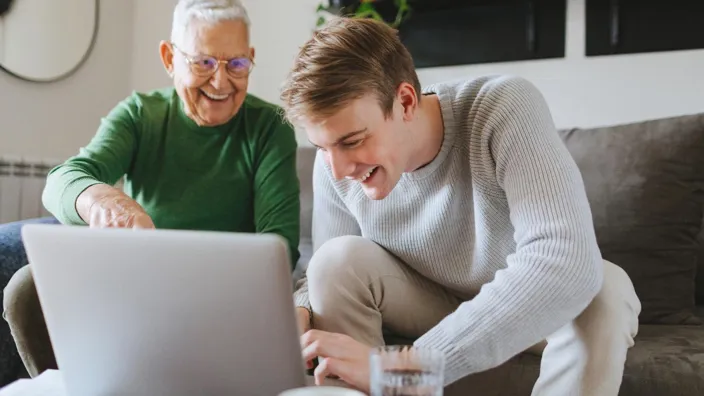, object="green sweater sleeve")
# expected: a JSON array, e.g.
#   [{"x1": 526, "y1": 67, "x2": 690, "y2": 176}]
[
  {"x1": 42, "y1": 97, "x2": 139, "y2": 225},
  {"x1": 252, "y1": 118, "x2": 301, "y2": 270}
]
